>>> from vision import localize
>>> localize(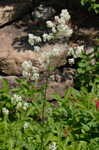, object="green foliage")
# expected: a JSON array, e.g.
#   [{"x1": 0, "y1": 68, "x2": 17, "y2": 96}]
[
  {"x1": 0, "y1": 73, "x2": 99, "y2": 150},
  {"x1": 81, "y1": 0, "x2": 99, "y2": 13},
  {"x1": 75, "y1": 46, "x2": 99, "y2": 92}
]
